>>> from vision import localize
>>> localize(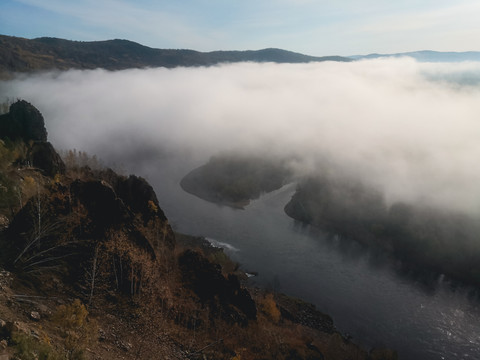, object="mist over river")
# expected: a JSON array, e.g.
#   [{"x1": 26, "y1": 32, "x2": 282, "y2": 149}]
[
  {"x1": 118, "y1": 154, "x2": 479, "y2": 360},
  {"x1": 4, "y1": 60, "x2": 480, "y2": 360}
]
